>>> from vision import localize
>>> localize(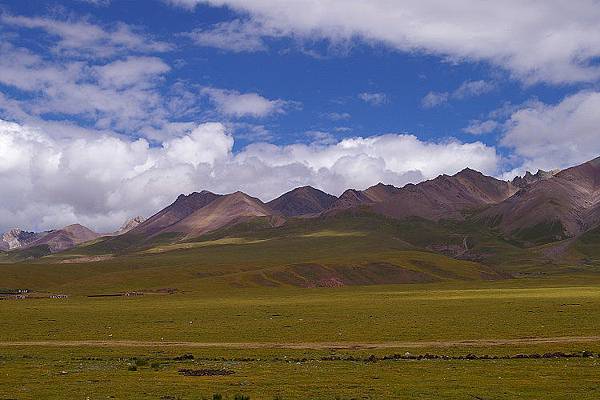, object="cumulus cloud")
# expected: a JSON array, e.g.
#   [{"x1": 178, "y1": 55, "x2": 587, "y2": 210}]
[
  {"x1": 0, "y1": 41, "x2": 176, "y2": 132},
  {"x1": 500, "y1": 90, "x2": 600, "y2": 172},
  {"x1": 0, "y1": 118, "x2": 500, "y2": 233},
  {"x1": 358, "y1": 92, "x2": 388, "y2": 106},
  {"x1": 171, "y1": 0, "x2": 600, "y2": 84},
  {"x1": 201, "y1": 87, "x2": 298, "y2": 118},
  {"x1": 0, "y1": 14, "x2": 183, "y2": 134}
]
